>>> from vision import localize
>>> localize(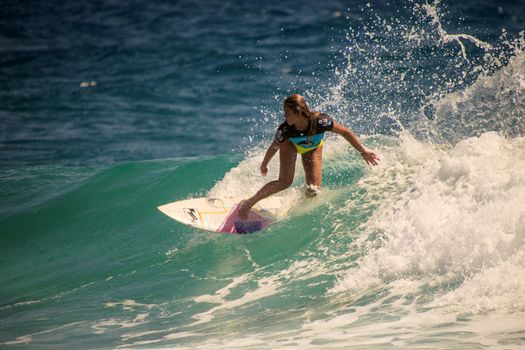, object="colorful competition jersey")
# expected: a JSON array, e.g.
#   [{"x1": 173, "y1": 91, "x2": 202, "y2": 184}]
[{"x1": 274, "y1": 114, "x2": 334, "y2": 154}]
